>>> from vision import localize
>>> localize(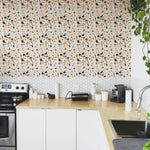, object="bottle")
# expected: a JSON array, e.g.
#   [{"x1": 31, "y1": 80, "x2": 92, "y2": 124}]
[
  {"x1": 91, "y1": 83, "x2": 96, "y2": 99},
  {"x1": 29, "y1": 87, "x2": 33, "y2": 99},
  {"x1": 32, "y1": 90, "x2": 38, "y2": 99}
]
